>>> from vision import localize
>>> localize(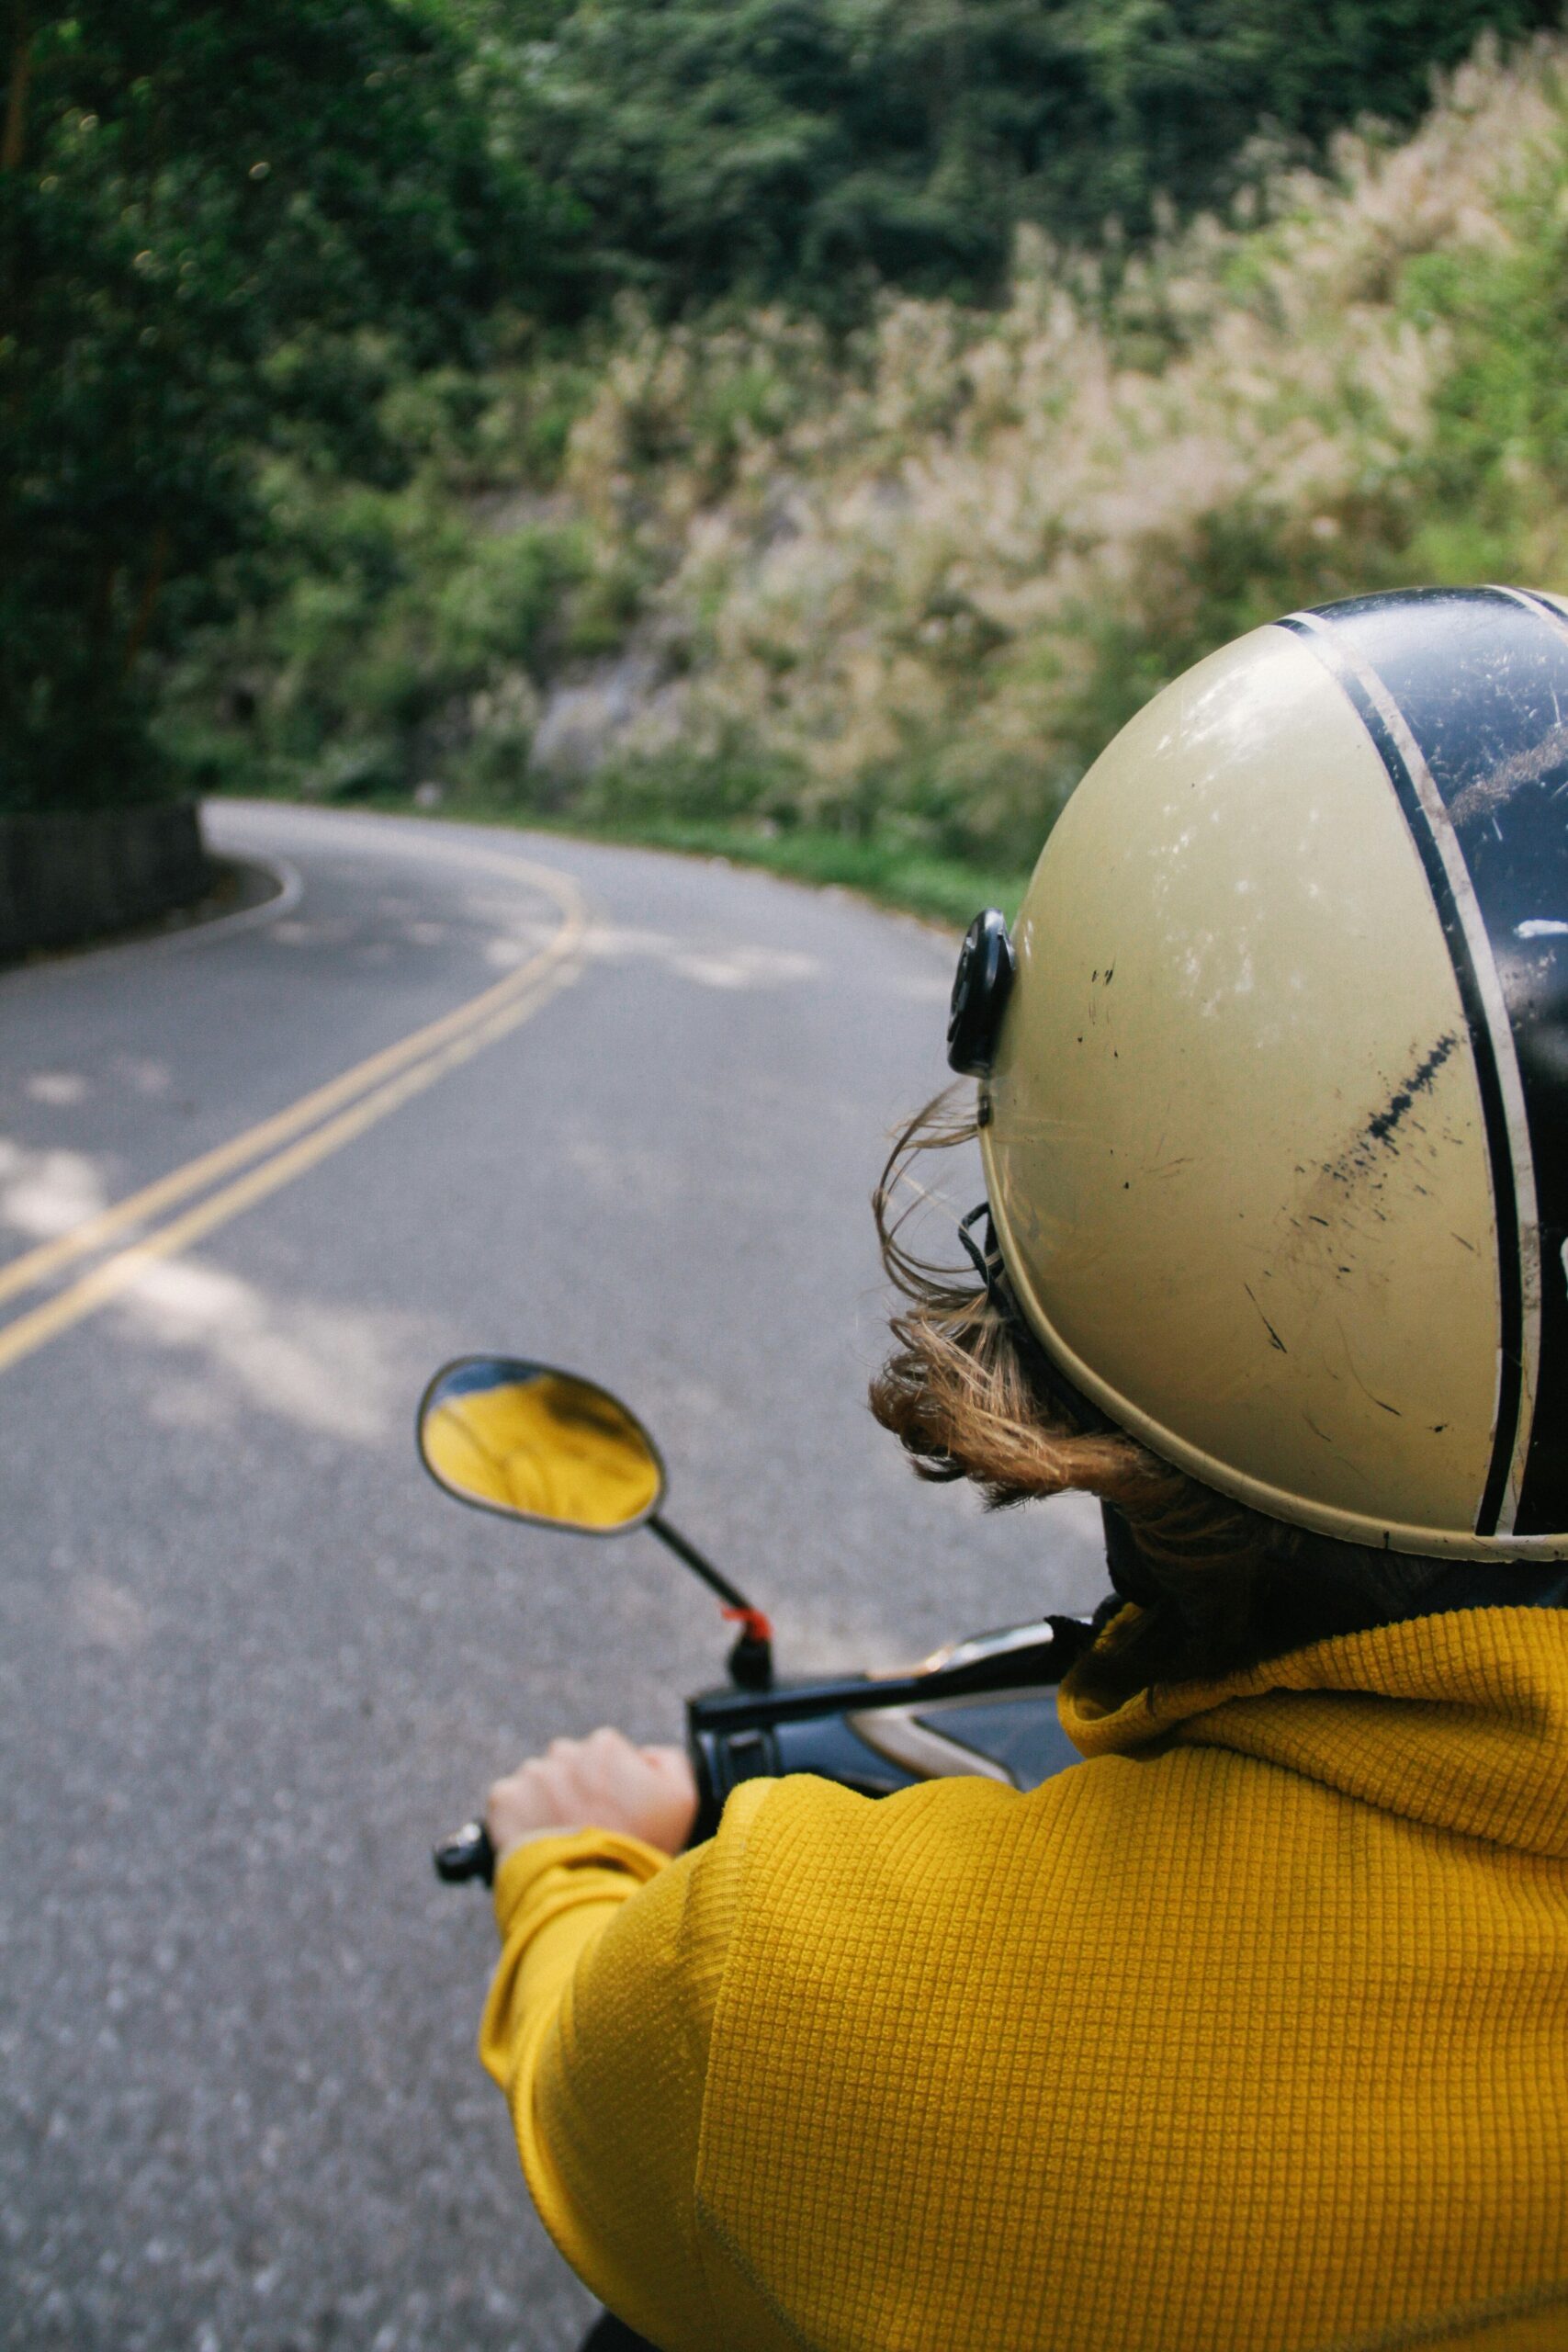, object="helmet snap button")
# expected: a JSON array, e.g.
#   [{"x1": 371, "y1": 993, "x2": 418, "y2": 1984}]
[{"x1": 947, "y1": 910, "x2": 1016, "y2": 1076}]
